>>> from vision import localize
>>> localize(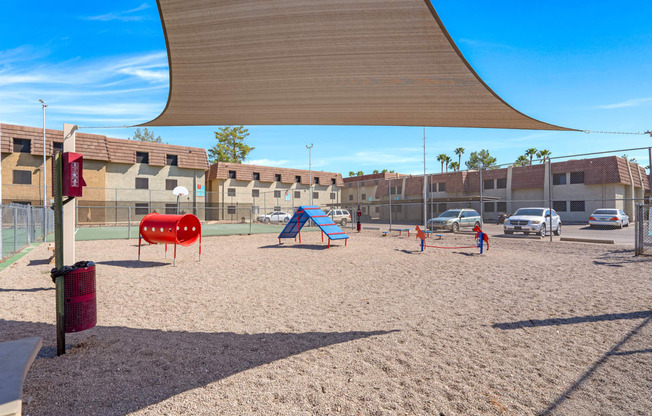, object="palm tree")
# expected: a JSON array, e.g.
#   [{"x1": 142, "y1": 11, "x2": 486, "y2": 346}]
[
  {"x1": 348, "y1": 171, "x2": 355, "y2": 177},
  {"x1": 525, "y1": 148, "x2": 538, "y2": 165},
  {"x1": 454, "y1": 147, "x2": 465, "y2": 167},
  {"x1": 514, "y1": 155, "x2": 528, "y2": 167},
  {"x1": 372, "y1": 169, "x2": 379, "y2": 174},
  {"x1": 537, "y1": 149, "x2": 551, "y2": 163},
  {"x1": 436, "y1": 153, "x2": 448, "y2": 173},
  {"x1": 449, "y1": 161, "x2": 459, "y2": 171},
  {"x1": 444, "y1": 155, "x2": 452, "y2": 172}
]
